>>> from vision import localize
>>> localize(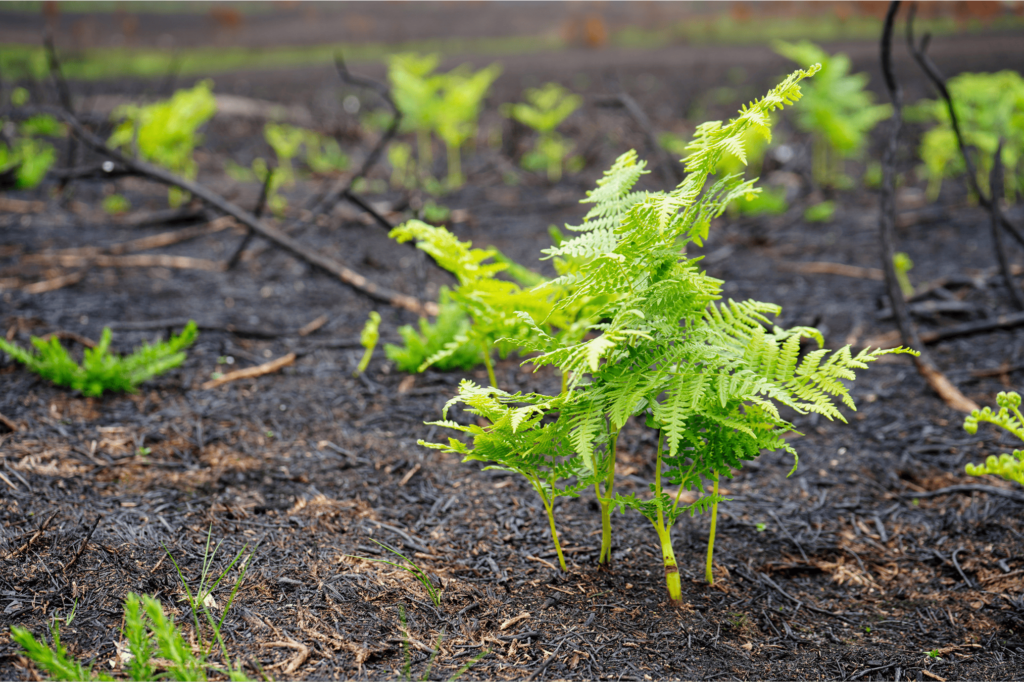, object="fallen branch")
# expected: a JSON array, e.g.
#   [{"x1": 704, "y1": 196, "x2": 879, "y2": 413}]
[
  {"x1": 988, "y1": 140, "x2": 1023, "y2": 309},
  {"x1": 24, "y1": 253, "x2": 224, "y2": 272},
  {"x1": 201, "y1": 353, "x2": 296, "y2": 389},
  {"x1": 0, "y1": 196, "x2": 46, "y2": 213},
  {"x1": 260, "y1": 639, "x2": 310, "y2": 675},
  {"x1": 33, "y1": 216, "x2": 236, "y2": 259},
  {"x1": 21, "y1": 270, "x2": 86, "y2": 294},
  {"x1": 779, "y1": 261, "x2": 884, "y2": 280},
  {"x1": 0, "y1": 411, "x2": 18, "y2": 433},
  {"x1": 46, "y1": 106, "x2": 434, "y2": 315},
  {"x1": 879, "y1": 2, "x2": 976, "y2": 413},
  {"x1": 919, "y1": 311, "x2": 1024, "y2": 344}
]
